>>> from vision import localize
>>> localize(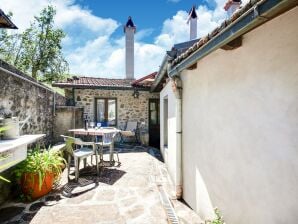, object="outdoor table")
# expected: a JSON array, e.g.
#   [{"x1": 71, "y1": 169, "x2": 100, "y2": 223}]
[{"x1": 68, "y1": 128, "x2": 120, "y2": 163}]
